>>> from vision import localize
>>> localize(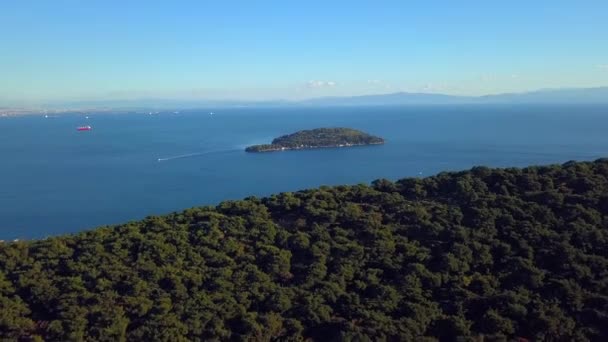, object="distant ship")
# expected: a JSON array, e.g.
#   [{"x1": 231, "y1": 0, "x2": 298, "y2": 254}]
[{"x1": 77, "y1": 126, "x2": 92, "y2": 131}]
